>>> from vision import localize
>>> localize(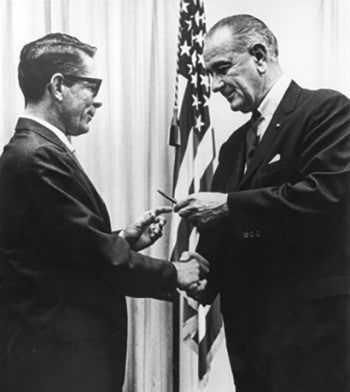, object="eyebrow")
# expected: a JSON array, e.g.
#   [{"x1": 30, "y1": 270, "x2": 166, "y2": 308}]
[{"x1": 209, "y1": 60, "x2": 232, "y2": 73}]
